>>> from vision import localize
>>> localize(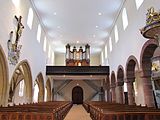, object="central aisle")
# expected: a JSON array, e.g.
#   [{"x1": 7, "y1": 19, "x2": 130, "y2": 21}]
[{"x1": 64, "y1": 105, "x2": 92, "y2": 120}]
